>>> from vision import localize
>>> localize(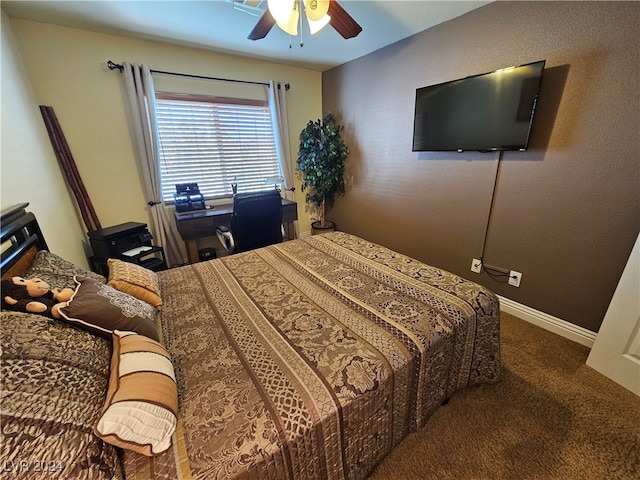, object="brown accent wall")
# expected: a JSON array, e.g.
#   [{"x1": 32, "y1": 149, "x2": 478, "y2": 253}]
[{"x1": 322, "y1": 1, "x2": 639, "y2": 332}]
